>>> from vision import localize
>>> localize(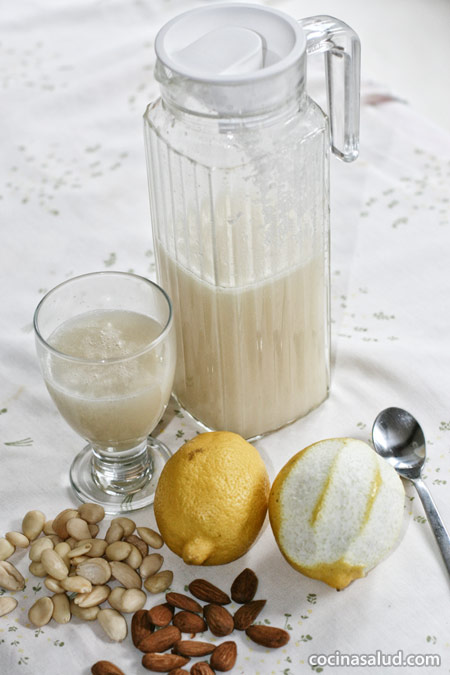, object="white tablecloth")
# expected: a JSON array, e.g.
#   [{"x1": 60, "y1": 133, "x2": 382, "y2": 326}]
[{"x1": 1, "y1": 1, "x2": 449, "y2": 674}]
